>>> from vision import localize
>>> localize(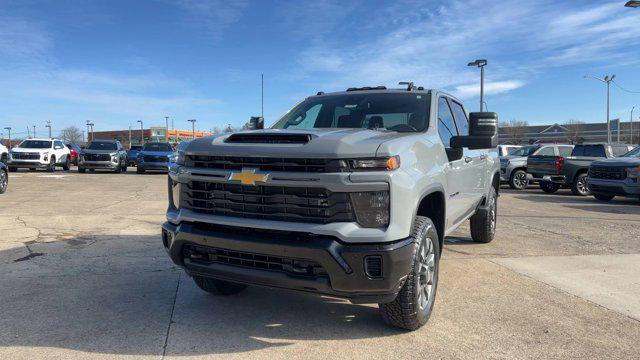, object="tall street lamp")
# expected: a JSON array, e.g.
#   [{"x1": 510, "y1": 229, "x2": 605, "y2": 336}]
[
  {"x1": 631, "y1": 106, "x2": 636, "y2": 144},
  {"x1": 188, "y1": 119, "x2": 197, "y2": 139},
  {"x1": 467, "y1": 59, "x2": 487, "y2": 112},
  {"x1": 584, "y1": 75, "x2": 615, "y2": 143},
  {"x1": 164, "y1": 116, "x2": 170, "y2": 142},
  {"x1": 137, "y1": 120, "x2": 144, "y2": 144},
  {"x1": 3, "y1": 127, "x2": 11, "y2": 149},
  {"x1": 45, "y1": 120, "x2": 52, "y2": 138}
]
